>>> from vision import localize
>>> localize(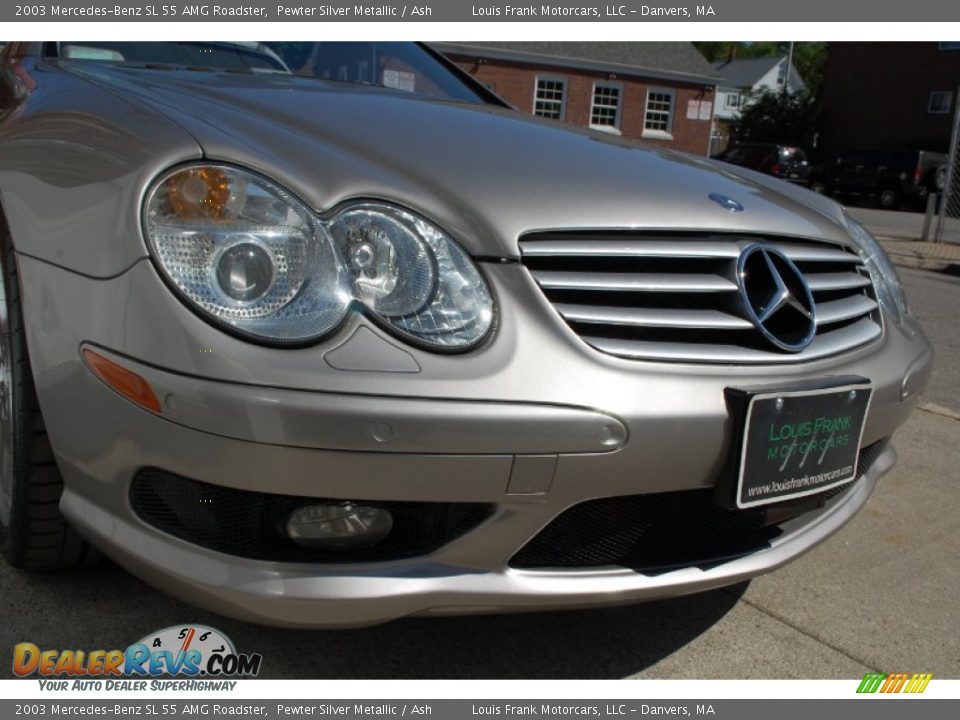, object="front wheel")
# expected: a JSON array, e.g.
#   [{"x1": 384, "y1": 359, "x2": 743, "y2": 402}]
[{"x1": 0, "y1": 219, "x2": 94, "y2": 569}]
